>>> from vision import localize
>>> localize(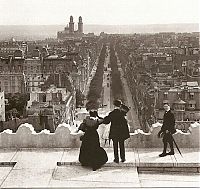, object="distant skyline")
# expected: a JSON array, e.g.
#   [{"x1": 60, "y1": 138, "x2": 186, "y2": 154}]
[{"x1": 0, "y1": 0, "x2": 199, "y2": 26}]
